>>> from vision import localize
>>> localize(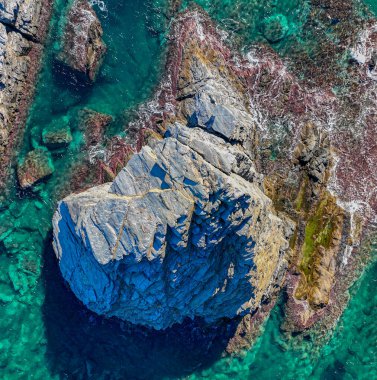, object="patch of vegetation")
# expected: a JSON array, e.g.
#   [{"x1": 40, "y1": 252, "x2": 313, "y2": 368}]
[{"x1": 300, "y1": 194, "x2": 337, "y2": 276}]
